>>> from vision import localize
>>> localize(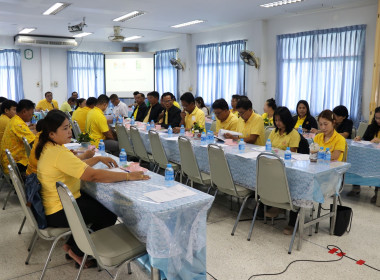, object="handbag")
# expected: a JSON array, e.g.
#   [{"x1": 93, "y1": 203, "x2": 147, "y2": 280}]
[{"x1": 330, "y1": 204, "x2": 353, "y2": 236}]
